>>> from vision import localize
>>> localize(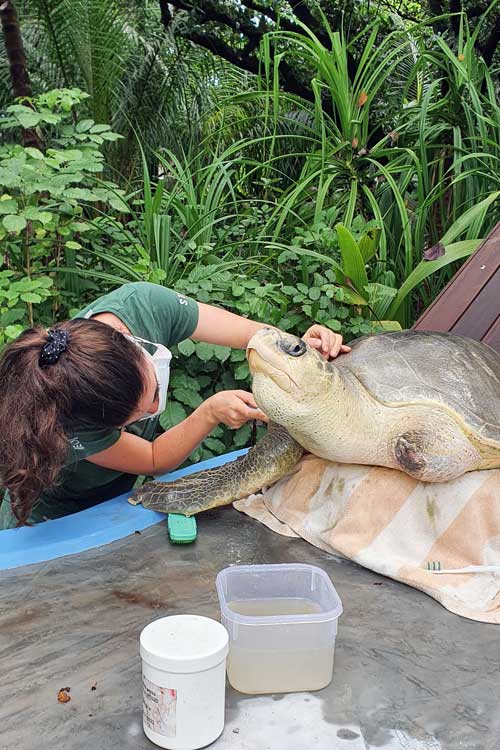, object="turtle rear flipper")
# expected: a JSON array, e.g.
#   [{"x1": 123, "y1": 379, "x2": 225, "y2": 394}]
[{"x1": 131, "y1": 423, "x2": 303, "y2": 516}]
